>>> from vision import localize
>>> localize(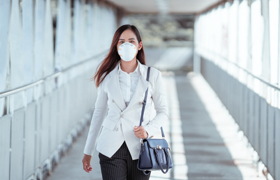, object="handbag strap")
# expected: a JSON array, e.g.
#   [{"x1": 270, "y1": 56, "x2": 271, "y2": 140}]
[
  {"x1": 139, "y1": 67, "x2": 165, "y2": 138},
  {"x1": 154, "y1": 148, "x2": 170, "y2": 174}
]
